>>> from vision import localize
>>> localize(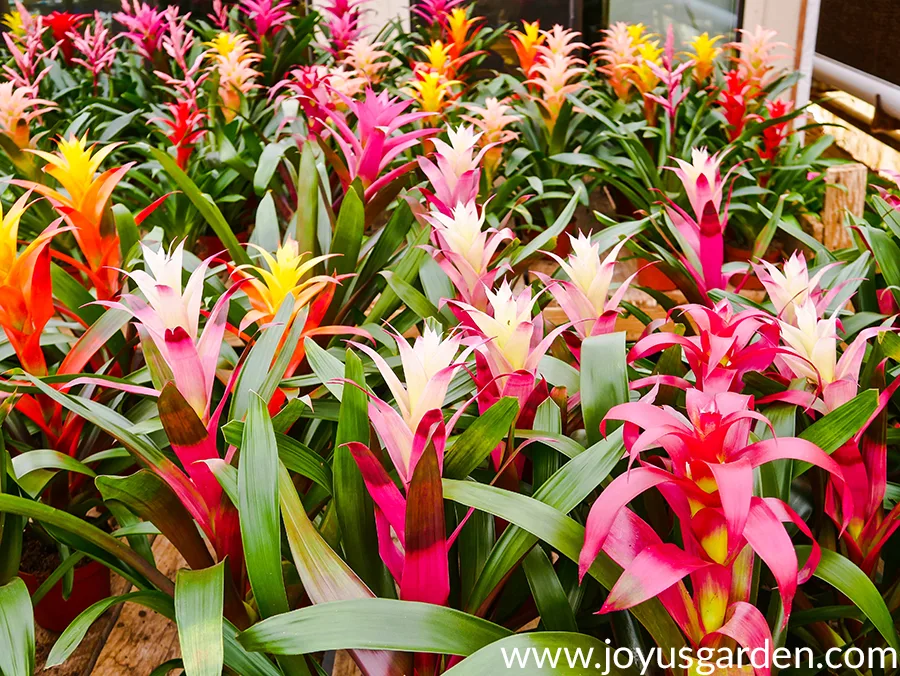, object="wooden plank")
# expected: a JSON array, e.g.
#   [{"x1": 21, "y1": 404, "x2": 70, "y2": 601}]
[
  {"x1": 34, "y1": 573, "x2": 132, "y2": 675},
  {"x1": 91, "y1": 537, "x2": 184, "y2": 675},
  {"x1": 822, "y1": 163, "x2": 867, "y2": 249}
]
